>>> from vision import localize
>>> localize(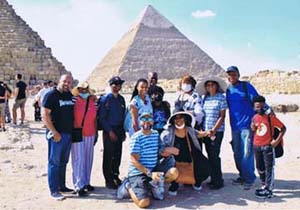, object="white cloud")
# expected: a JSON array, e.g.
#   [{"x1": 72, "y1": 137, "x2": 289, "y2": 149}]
[
  {"x1": 191, "y1": 10, "x2": 216, "y2": 19},
  {"x1": 9, "y1": 0, "x2": 128, "y2": 81}
]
